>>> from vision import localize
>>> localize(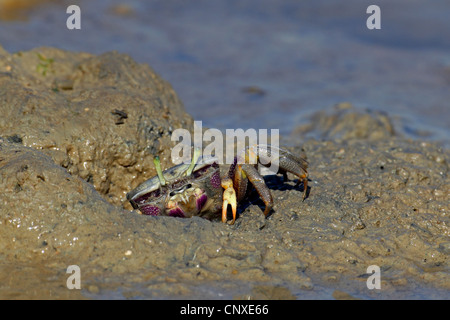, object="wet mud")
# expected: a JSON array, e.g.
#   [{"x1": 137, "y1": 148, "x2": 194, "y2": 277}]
[
  {"x1": 0, "y1": 46, "x2": 448, "y2": 299},
  {"x1": 0, "y1": 45, "x2": 192, "y2": 208}
]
